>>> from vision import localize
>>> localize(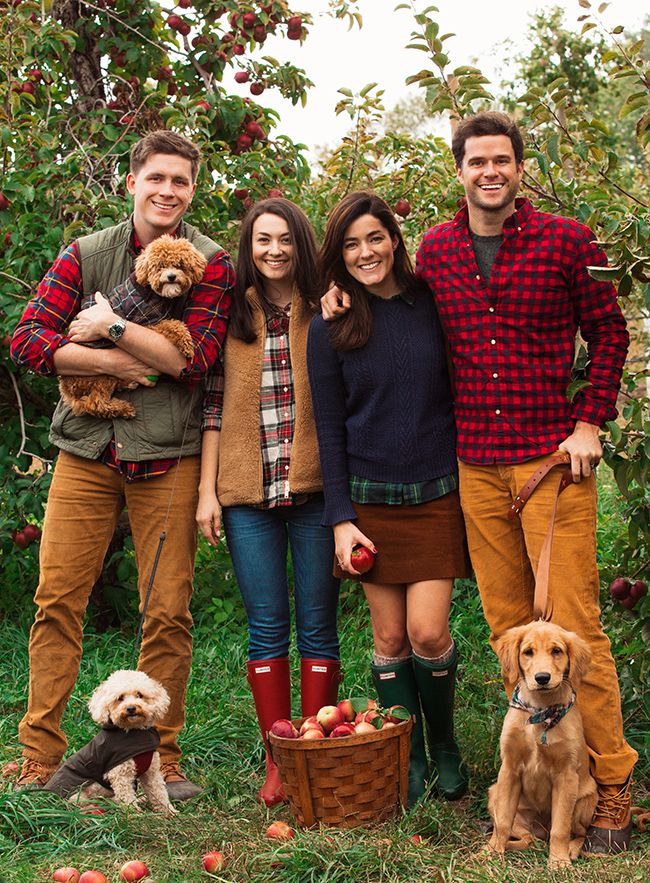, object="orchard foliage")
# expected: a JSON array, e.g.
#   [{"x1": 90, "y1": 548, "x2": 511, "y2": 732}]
[{"x1": 0, "y1": 0, "x2": 649, "y2": 631}]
